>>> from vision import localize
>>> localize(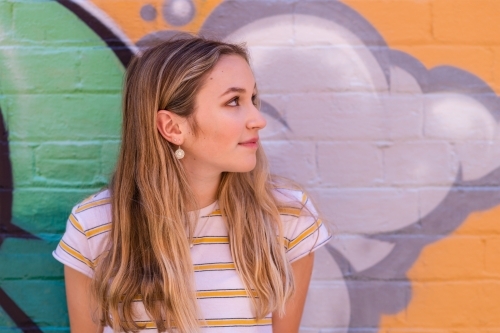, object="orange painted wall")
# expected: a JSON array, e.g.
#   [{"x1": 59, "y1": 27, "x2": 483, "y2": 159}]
[
  {"x1": 89, "y1": 0, "x2": 224, "y2": 42},
  {"x1": 338, "y1": 0, "x2": 500, "y2": 331},
  {"x1": 341, "y1": 0, "x2": 500, "y2": 94},
  {"x1": 379, "y1": 205, "x2": 500, "y2": 332}
]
